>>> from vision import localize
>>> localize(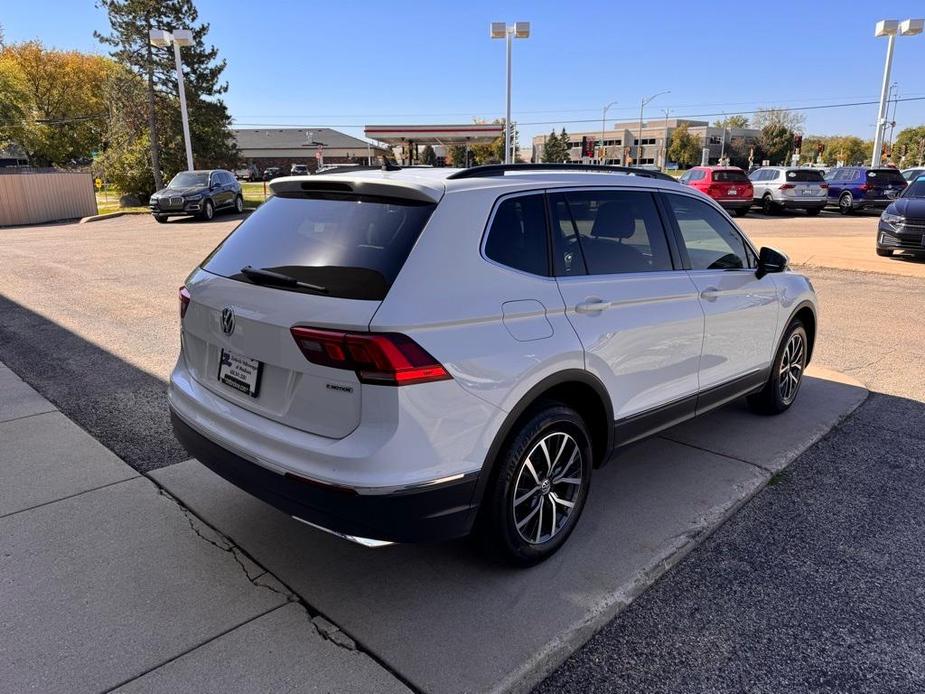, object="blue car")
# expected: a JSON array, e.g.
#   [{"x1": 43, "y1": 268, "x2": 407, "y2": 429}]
[
  {"x1": 824, "y1": 166, "x2": 907, "y2": 214},
  {"x1": 876, "y1": 175, "x2": 925, "y2": 258}
]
